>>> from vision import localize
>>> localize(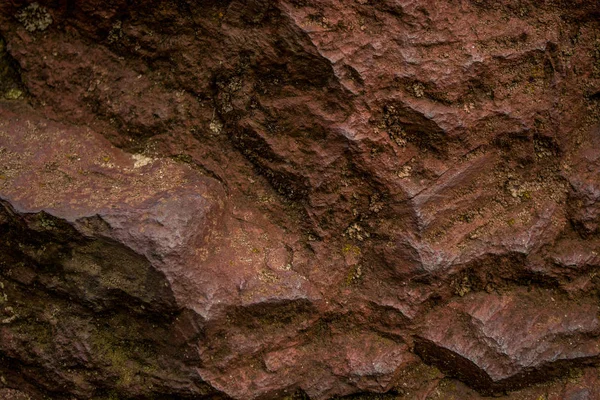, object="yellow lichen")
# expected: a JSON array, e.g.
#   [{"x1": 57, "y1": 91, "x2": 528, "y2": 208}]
[{"x1": 4, "y1": 88, "x2": 23, "y2": 100}]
